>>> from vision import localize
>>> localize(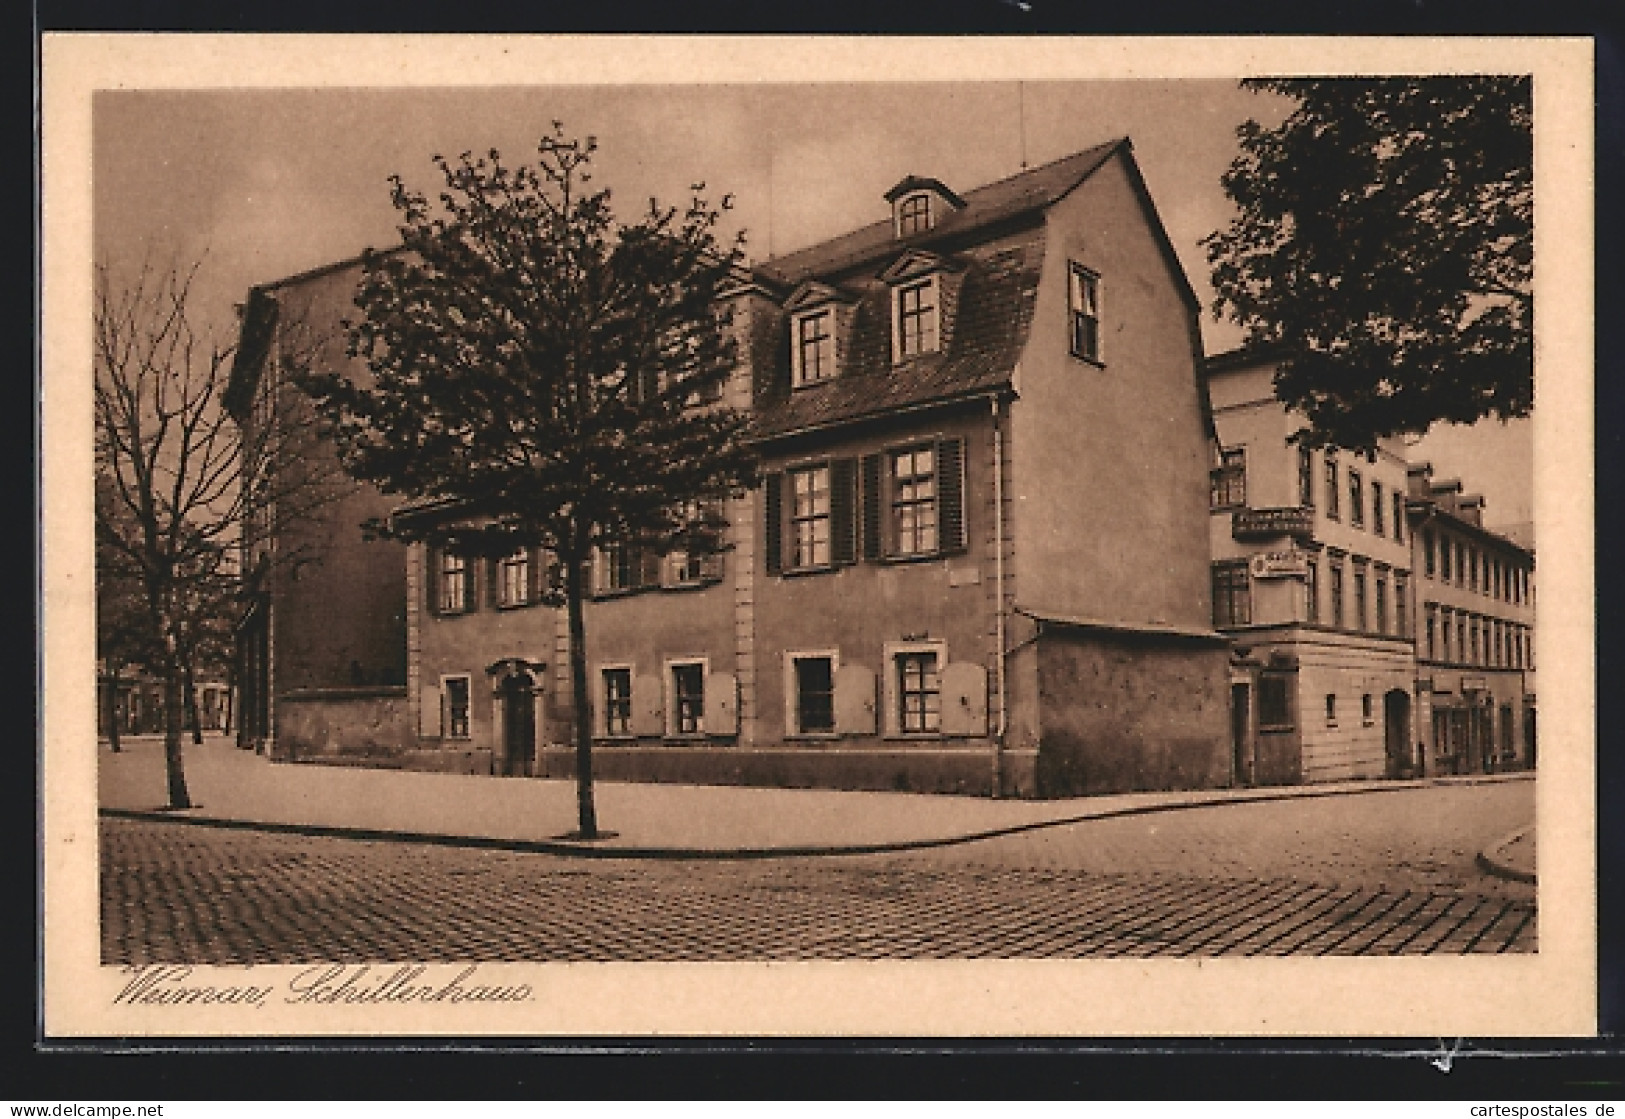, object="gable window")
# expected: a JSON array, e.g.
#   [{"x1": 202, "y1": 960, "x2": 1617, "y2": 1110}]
[
  {"x1": 1210, "y1": 447, "x2": 1247, "y2": 510},
  {"x1": 897, "y1": 193, "x2": 932, "y2": 235},
  {"x1": 1372, "y1": 481, "x2": 1385, "y2": 536},
  {"x1": 896, "y1": 279, "x2": 938, "y2": 358},
  {"x1": 794, "y1": 310, "x2": 834, "y2": 387},
  {"x1": 790, "y1": 464, "x2": 832, "y2": 569},
  {"x1": 497, "y1": 549, "x2": 531, "y2": 608},
  {"x1": 1298, "y1": 445, "x2": 1316, "y2": 509},
  {"x1": 602, "y1": 668, "x2": 632, "y2": 737},
  {"x1": 436, "y1": 550, "x2": 472, "y2": 614},
  {"x1": 897, "y1": 651, "x2": 942, "y2": 735},
  {"x1": 442, "y1": 675, "x2": 471, "y2": 739},
  {"x1": 670, "y1": 661, "x2": 705, "y2": 736},
  {"x1": 891, "y1": 446, "x2": 939, "y2": 556},
  {"x1": 1348, "y1": 470, "x2": 1364, "y2": 527},
  {"x1": 1212, "y1": 561, "x2": 1251, "y2": 627},
  {"x1": 1325, "y1": 455, "x2": 1340, "y2": 520},
  {"x1": 1068, "y1": 264, "x2": 1102, "y2": 363},
  {"x1": 792, "y1": 654, "x2": 836, "y2": 735}
]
